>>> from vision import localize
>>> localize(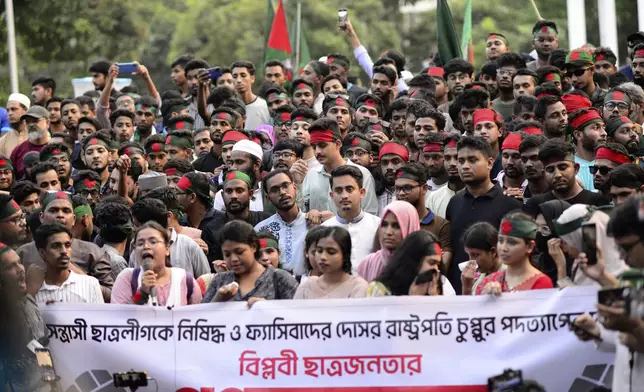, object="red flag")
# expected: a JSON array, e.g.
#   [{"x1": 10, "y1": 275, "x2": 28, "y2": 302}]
[{"x1": 266, "y1": 0, "x2": 292, "y2": 58}]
